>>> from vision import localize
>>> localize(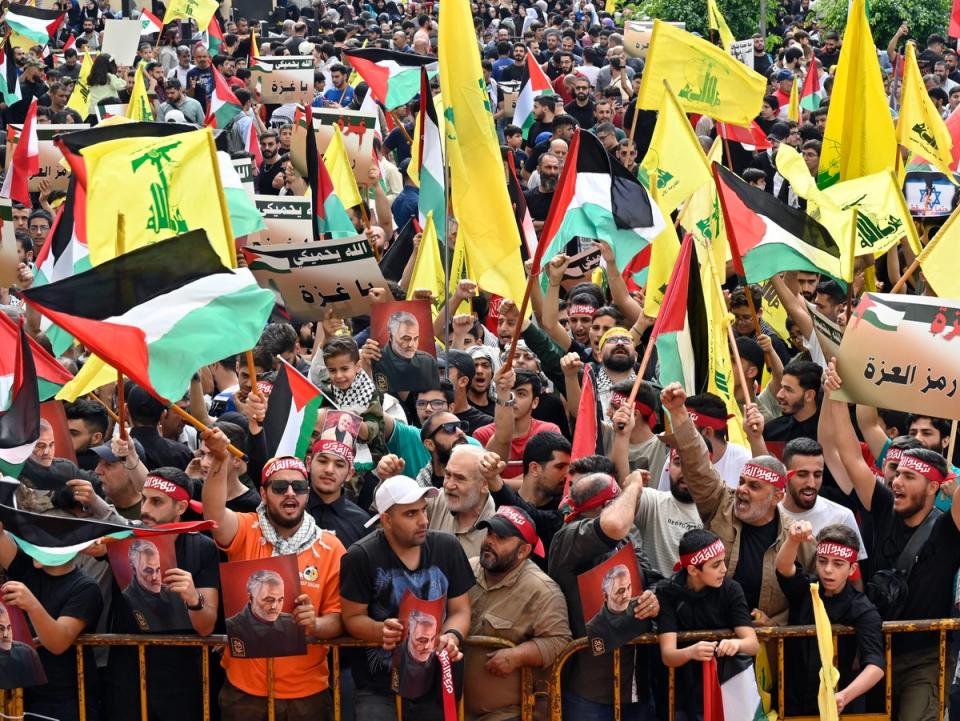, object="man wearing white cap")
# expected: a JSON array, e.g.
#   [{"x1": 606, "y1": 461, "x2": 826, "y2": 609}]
[{"x1": 341, "y1": 474, "x2": 474, "y2": 721}]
